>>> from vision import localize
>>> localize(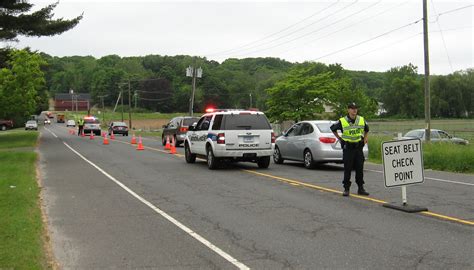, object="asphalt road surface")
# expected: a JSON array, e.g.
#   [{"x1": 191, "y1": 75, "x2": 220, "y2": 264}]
[{"x1": 39, "y1": 123, "x2": 473, "y2": 269}]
